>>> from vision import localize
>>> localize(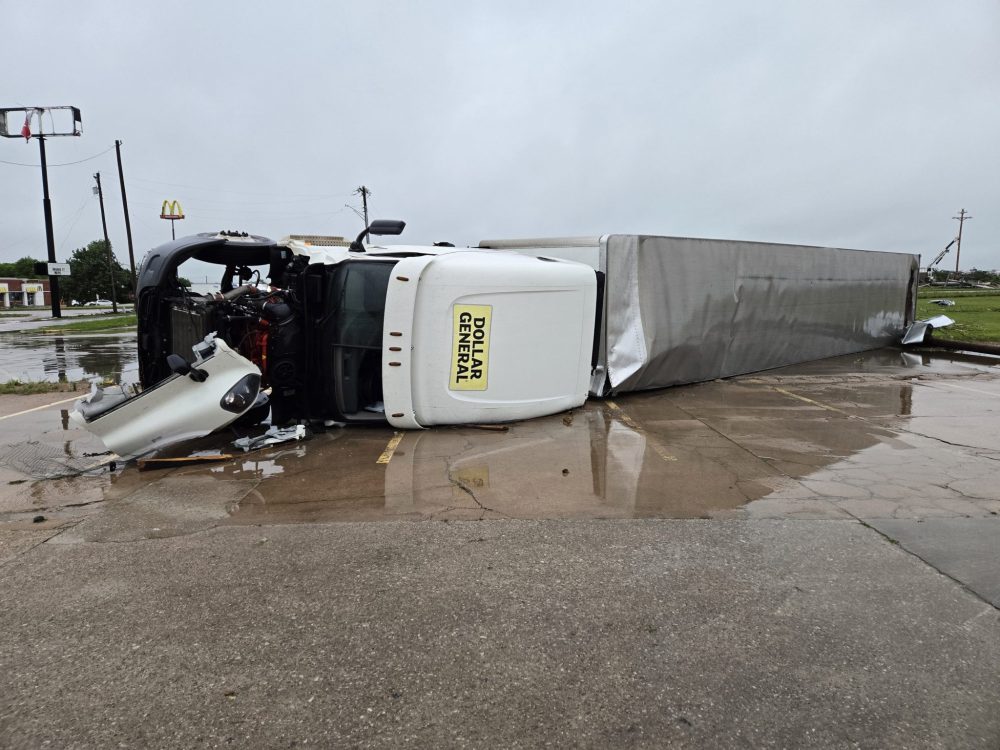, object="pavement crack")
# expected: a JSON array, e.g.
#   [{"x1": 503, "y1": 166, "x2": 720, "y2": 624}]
[
  {"x1": 668, "y1": 400, "x2": 803, "y2": 485},
  {"x1": 17, "y1": 497, "x2": 108, "y2": 515},
  {"x1": 895, "y1": 429, "x2": 991, "y2": 452},
  {"x1": 0, "y1": 517, "x2": 87, "y2": 568},
  {"x1": 856, "y1": 519, "x2": 1000, "y2": 613},
  {"x1": 447, "y1": 475, "x2": 505, "y2": 519}
]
